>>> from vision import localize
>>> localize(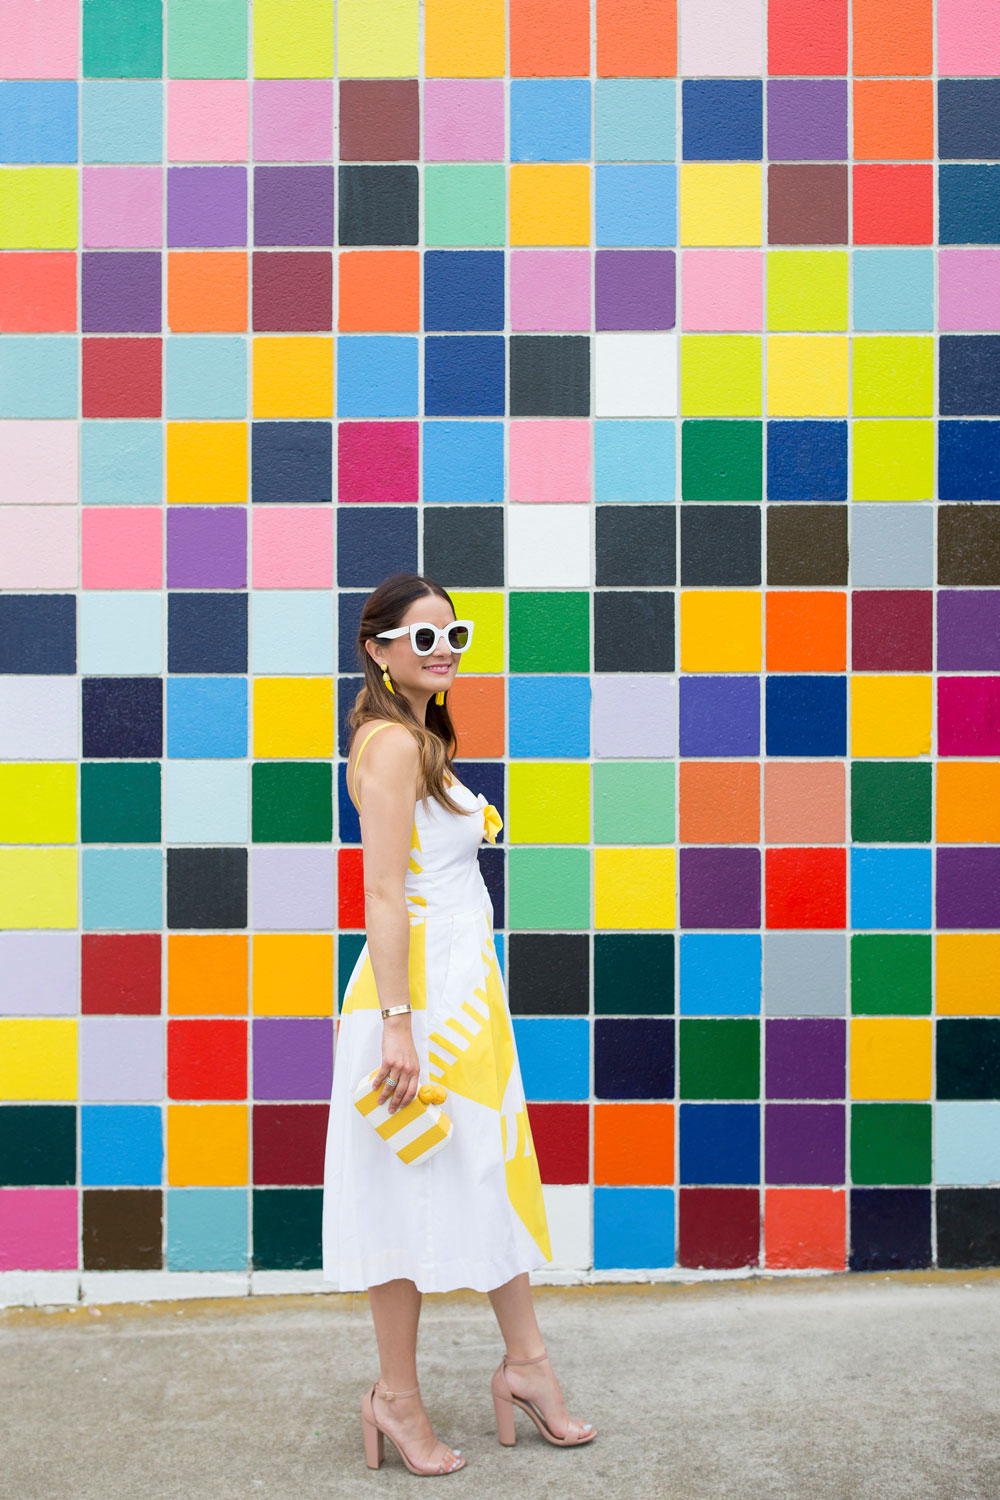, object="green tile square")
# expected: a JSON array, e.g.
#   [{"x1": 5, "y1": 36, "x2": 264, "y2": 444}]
[
  {"x1": 508, "y1": 849, "x2": 590, "y2": 930},
  {"x1": 679, "y1": 1018, "x2": 759, "y2": 1099},
  {"x1": 594, "y1": 933, "x2": 674, "y2": 1014},
  {"x1": 0, "y1": 1105, "x2": 76, "y2": 1186},
  {"x1": 251, "y1": 764, "x2": 332, "y2": 842},
  {"x1": 81, "y1": 762, "x2": 161, "y2": 843},
  {"x1": 593, "y1": 762, "x2": 675, "y2": 844},
  {"x1": 851, "y1": 762, "x2": 932, "y2": 843},
  {"x1": 167, "y1": 0, "x2": 247, "y2": 77},
  {"x1": 681, "y1": 421, "x2": 762, "y2": 502},
  {"x1": 337, "y1": 933, "x2": 366, "y2": 1006},
  {"x1": 251, "y1": 1187, "x2": 322, "y2": 1269},
  {"x1": 509, "y1": 592, "x2": 589, "y2": 674},
  {"x1": 84, "y1": 0, "x2": 163, "y2": 78},
  {"x1": 850, "y1": 934, "x2": 932, "y2": 1015},
  {"x1": 850, "y1": 1103, "x2": 931, "y2": 1185},
  {"x1": 424, "y1": 165, "x2": 506, "y2": 248}
]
